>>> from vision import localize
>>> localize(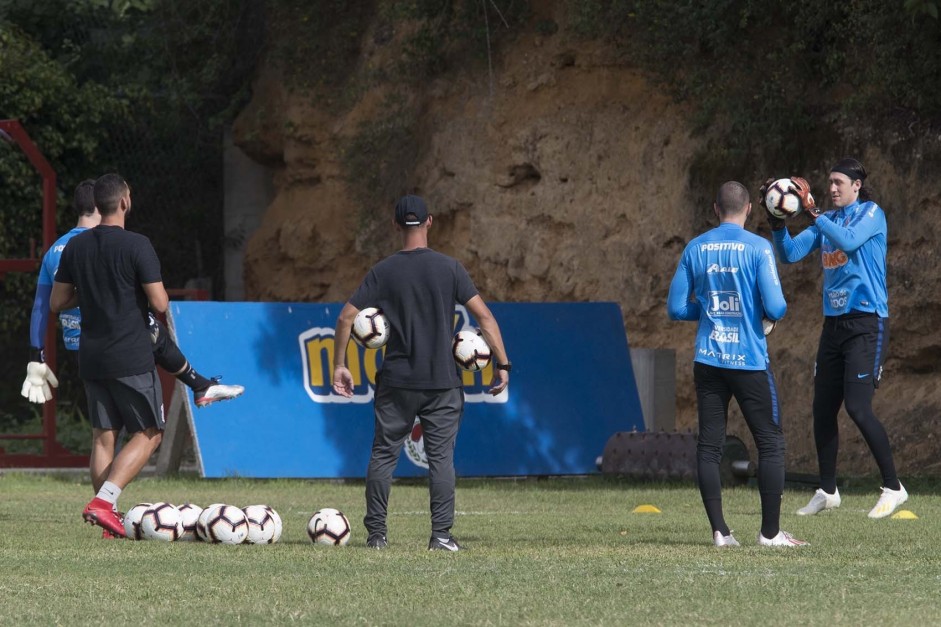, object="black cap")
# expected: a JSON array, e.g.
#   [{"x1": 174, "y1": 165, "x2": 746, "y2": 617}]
[{"x1": 394, "y1": 195, "x2": 429, "y2": 227}]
